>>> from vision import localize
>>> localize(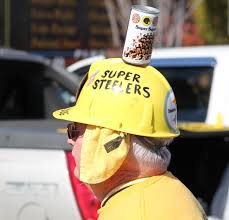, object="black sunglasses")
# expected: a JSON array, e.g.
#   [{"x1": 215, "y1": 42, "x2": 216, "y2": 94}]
[{"x1": 67, "y1": 123, "x2": 81, "y2": 139}]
